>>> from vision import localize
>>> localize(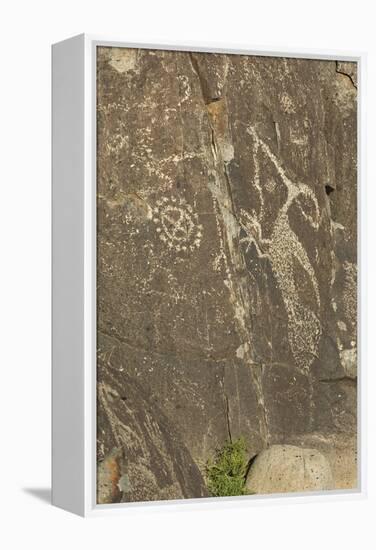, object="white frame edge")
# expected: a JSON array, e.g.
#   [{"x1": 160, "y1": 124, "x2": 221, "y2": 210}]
[{"x1": 51, "y1": 33, "x2": 367, "y2": 517}]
